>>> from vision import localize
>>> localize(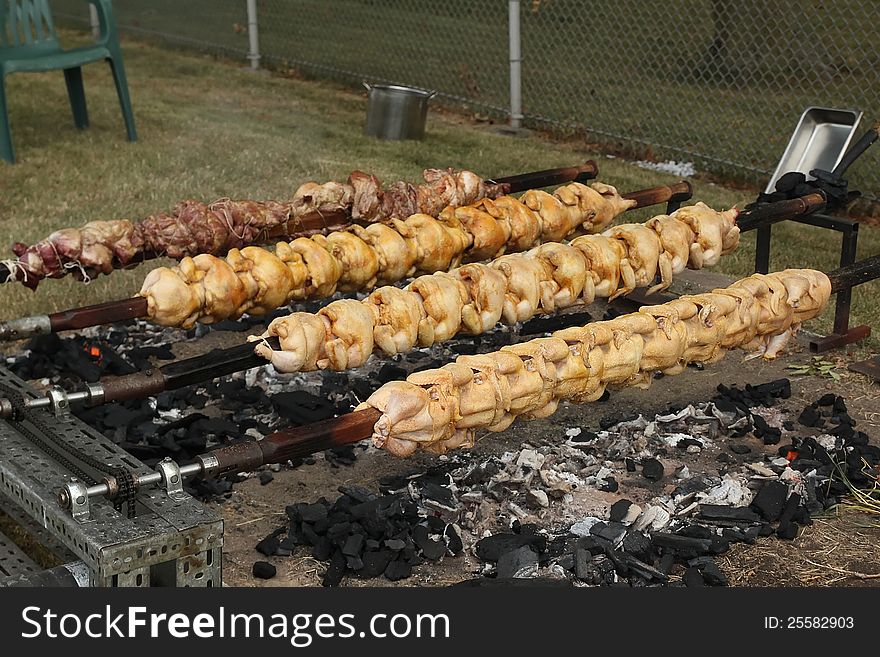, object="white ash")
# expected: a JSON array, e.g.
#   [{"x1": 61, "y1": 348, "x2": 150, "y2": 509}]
[{"x1": 634, "y1": 159, "x2": 697, "y2": 177}]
